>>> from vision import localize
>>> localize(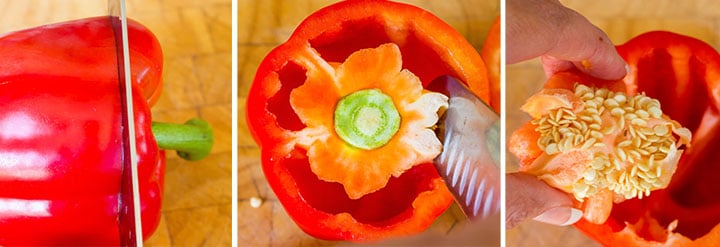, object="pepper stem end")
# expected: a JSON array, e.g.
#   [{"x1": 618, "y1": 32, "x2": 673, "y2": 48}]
[{"x1": 152, "y1": 118, "x2": 214, "y2": 161}]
